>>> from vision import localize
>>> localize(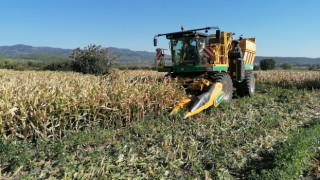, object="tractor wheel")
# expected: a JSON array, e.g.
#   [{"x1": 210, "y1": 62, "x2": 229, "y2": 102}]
[
  {"x1": 211, "y1": 73, "x2": 233, "y2": 103},
  {"x1": 236, "y1": 72, "x2": 255, "y2": 97}
]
